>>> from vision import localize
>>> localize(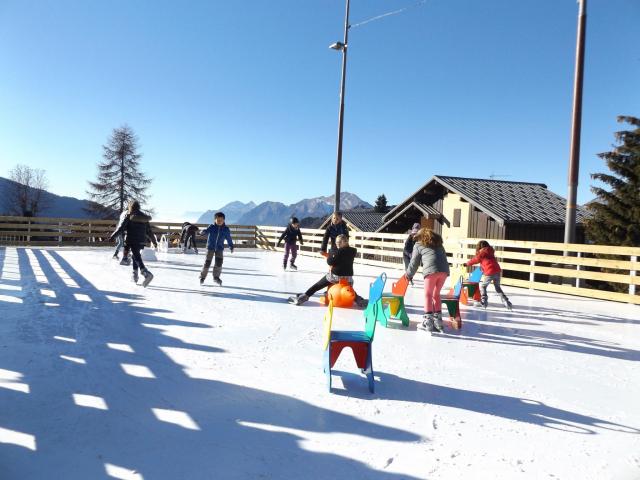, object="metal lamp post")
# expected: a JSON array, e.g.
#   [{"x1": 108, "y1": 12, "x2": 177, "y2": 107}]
[
  {"x1": 564, "y1": 0, "x2": 587, "y2": 244},
  {"x1": 330, "y1": 0, "x2": 351, "y2": 213}
]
